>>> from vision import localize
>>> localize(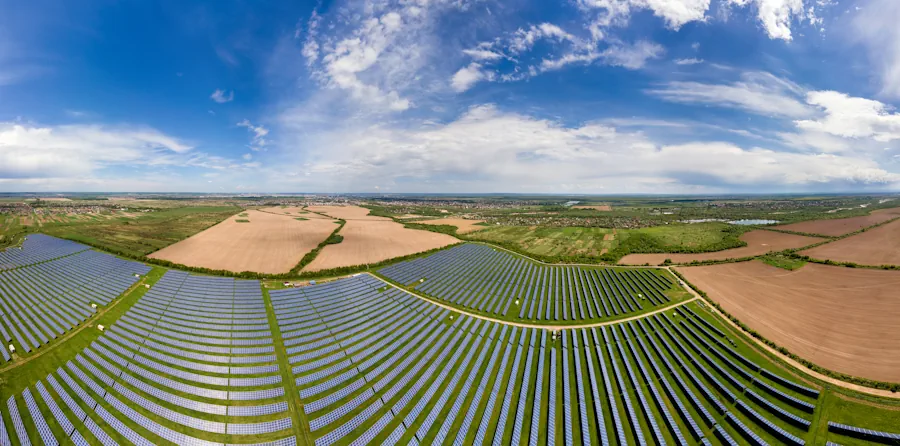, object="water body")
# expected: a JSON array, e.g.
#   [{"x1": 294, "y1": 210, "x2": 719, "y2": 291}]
[
  {"x1": 729, "y1": 219, "x2": 780, "y2": 225},
  {"x1": 680, "y1": 218, "x2": 780, "y2": 225}
]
